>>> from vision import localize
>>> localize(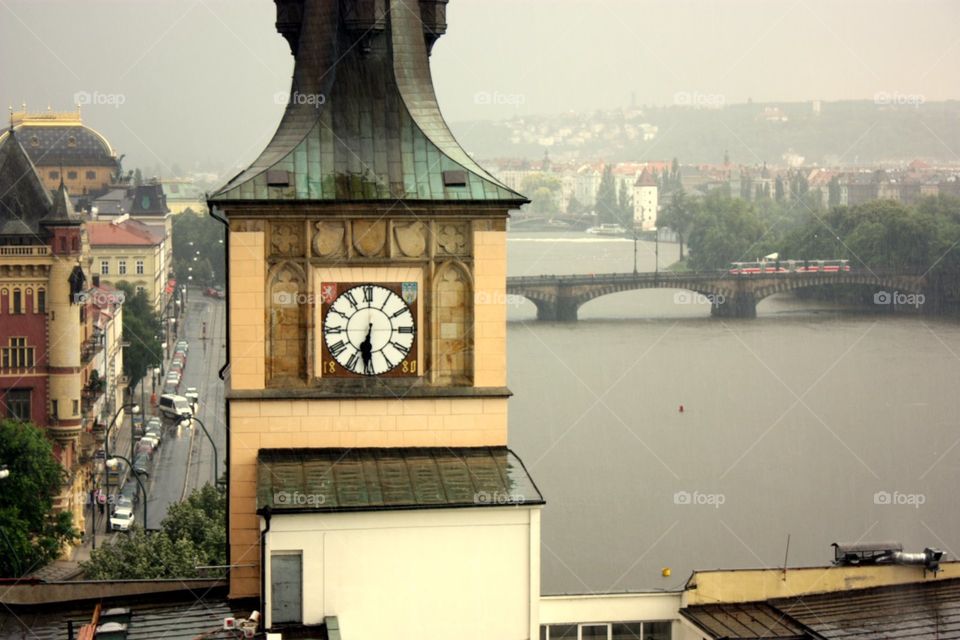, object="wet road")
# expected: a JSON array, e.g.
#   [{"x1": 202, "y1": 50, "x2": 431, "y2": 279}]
[{"x1": 142, "y1": 291, "x2": 226, "y2": 529}]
